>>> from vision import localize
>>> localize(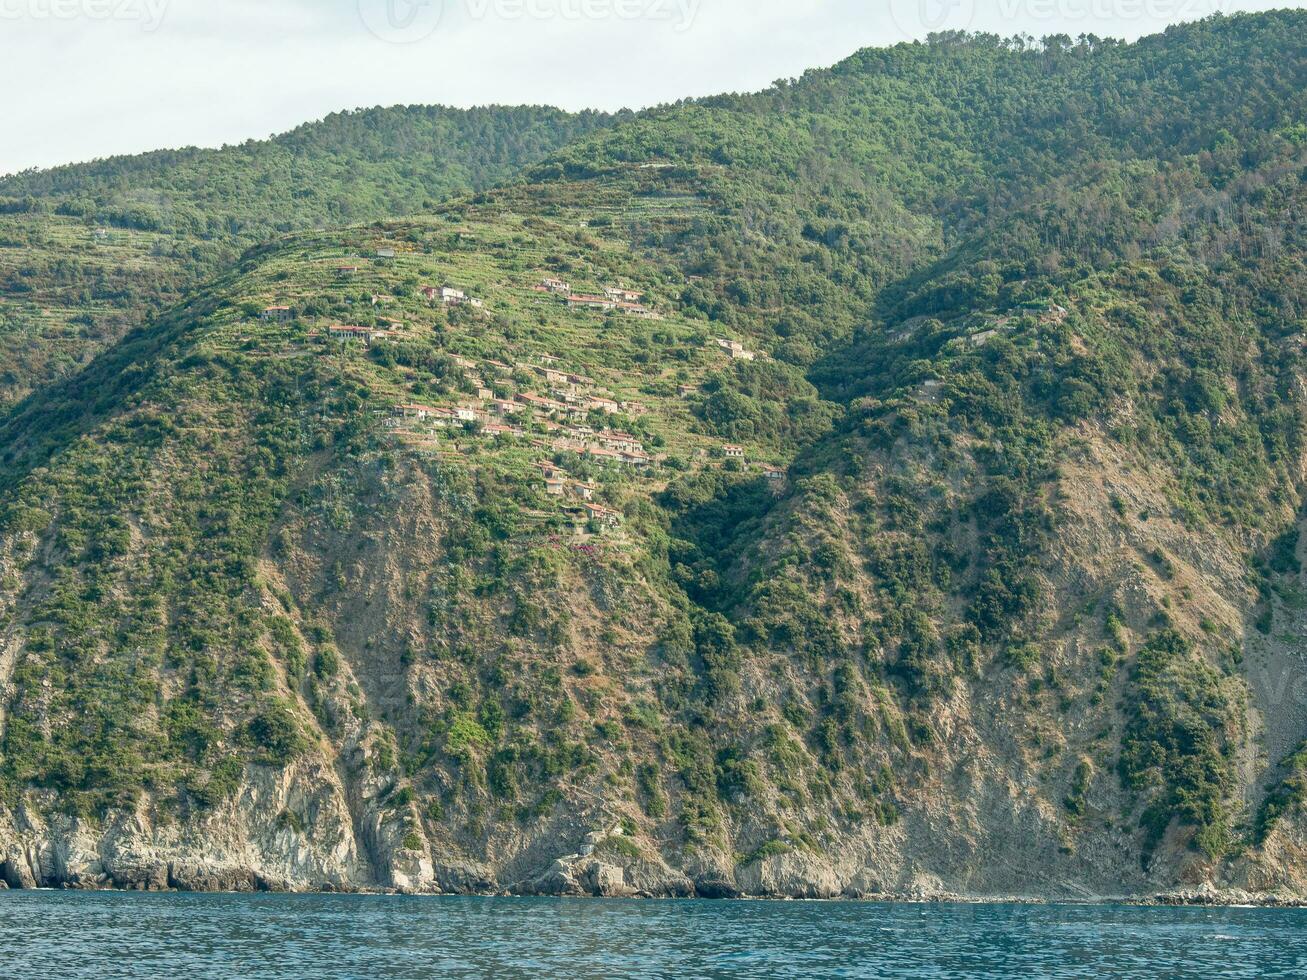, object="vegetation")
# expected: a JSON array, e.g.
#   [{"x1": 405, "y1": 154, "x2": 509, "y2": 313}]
[
  {"x1": 1256, "y1": 742, "x2": 1307, "y2": 846},
  {"x1": 1119, "y1": 631, "x2": 1242, "y2": 859},
  {"x1": 1, "y1": 12, "x2": 1305, "y2": 884},
  {"x1": 0, "y1": 104, "x2": 621, "y2": 404}
]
